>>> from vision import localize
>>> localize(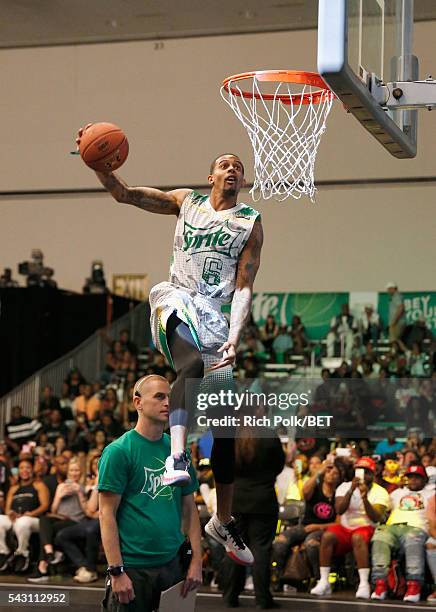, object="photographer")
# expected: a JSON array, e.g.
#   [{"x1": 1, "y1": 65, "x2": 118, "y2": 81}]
[{"x1": 99, "y1": 374, "x2": 202, "y2": 611}]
